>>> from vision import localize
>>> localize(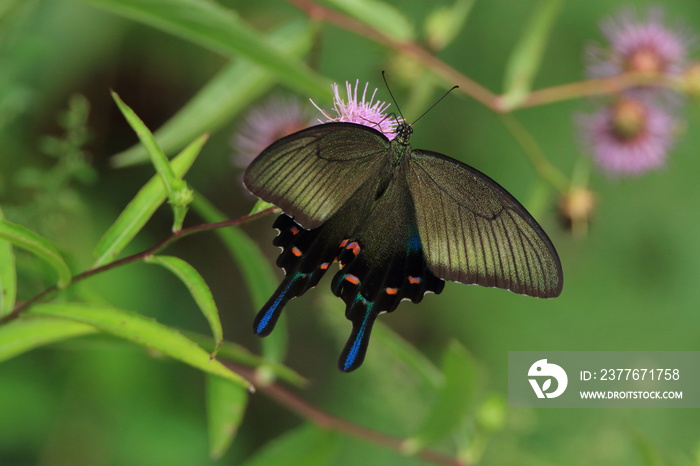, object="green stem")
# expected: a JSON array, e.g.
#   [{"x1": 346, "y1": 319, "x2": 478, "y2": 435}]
[{"x1": 499, "y1": 113, "x2": 569, "y2": 193}]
